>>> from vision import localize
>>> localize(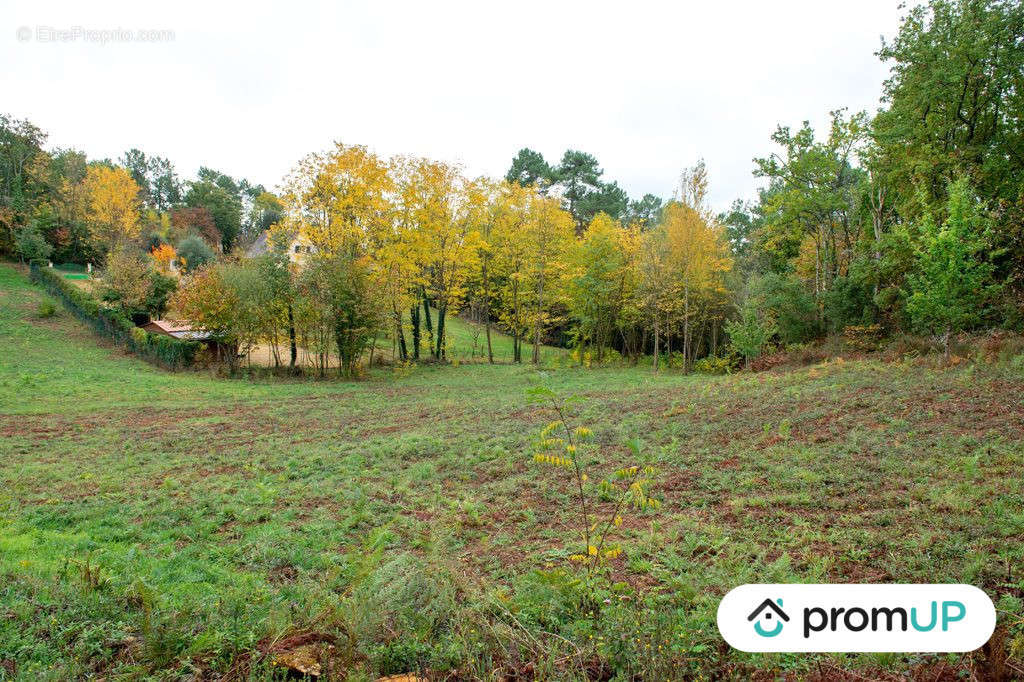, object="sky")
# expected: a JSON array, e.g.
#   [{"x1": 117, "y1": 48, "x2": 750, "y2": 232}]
[{"x1": 1, "y1": 0, "x2": 905, "y2": 211}]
